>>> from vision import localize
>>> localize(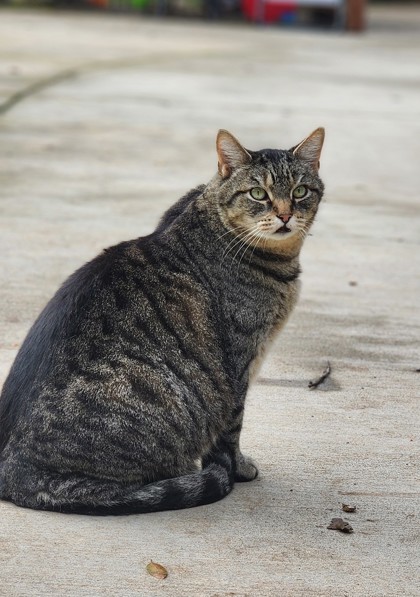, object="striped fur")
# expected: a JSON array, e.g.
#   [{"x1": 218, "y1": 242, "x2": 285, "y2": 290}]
[{"x1": 0, "y1": 129, "x2": 324, "y2": 514}]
